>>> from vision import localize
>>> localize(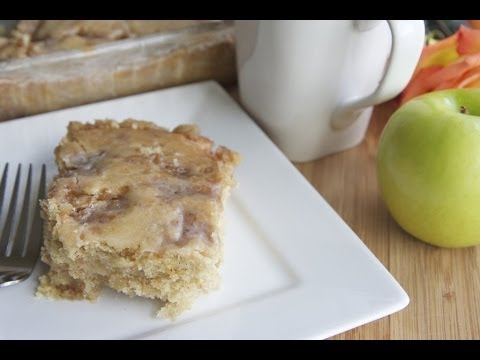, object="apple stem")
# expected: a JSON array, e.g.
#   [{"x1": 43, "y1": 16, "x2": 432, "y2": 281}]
[{"x1": 460, "y1": 106, "x2": 469, "y2": 114}]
